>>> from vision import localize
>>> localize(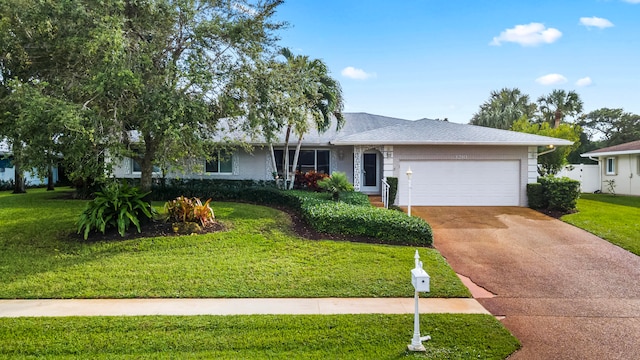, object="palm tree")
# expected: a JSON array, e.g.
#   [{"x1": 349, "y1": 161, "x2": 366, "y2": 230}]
[
  {"x1": 537, "y1": 89, "x2": 583, "y2": 128},
  {"x1": 278, "y1": 48, "x2": 344, "y2": 189},
  {"x1": 470, "y1": 88, "x2": 536, "y2": 130}
]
